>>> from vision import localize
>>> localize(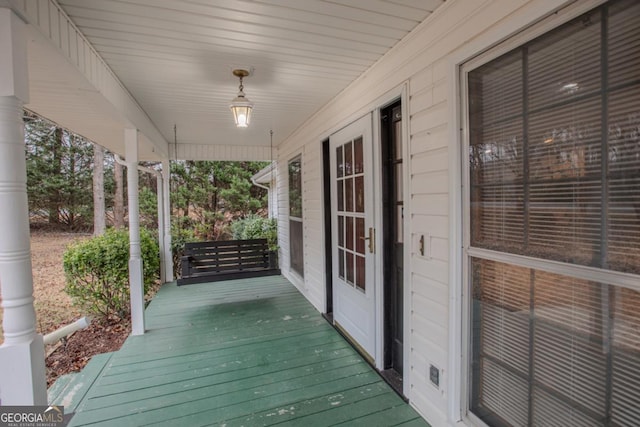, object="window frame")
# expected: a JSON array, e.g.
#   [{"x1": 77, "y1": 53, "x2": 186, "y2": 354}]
[
  {"x1": 288, "y1": 154, "x2": 304, "y2": 278},
  {"x1": 459, "y1": 0, "x2": 640, "y2": 425}
]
